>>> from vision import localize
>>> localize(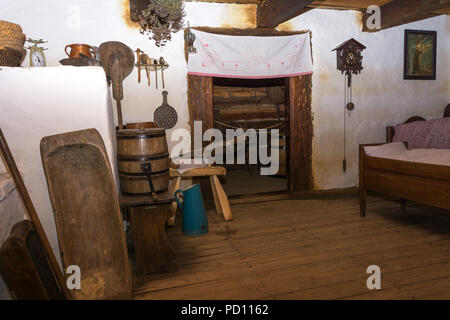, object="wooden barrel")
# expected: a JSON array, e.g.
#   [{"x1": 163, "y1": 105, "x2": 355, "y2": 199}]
[
  {"x1": 125, "y1": 122, "x2": 157, "y2": 130},
  {"x1": 116, "y1": 129, "x2": 169, "y2": 195}
]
